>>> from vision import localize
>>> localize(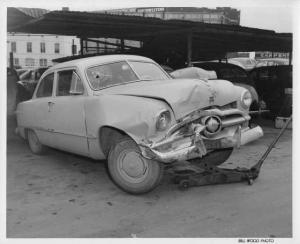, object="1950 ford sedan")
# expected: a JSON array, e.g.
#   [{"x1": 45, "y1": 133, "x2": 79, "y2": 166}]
[{"x1": 16, "y1": 55, "x2": 263, "y2": 194}]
